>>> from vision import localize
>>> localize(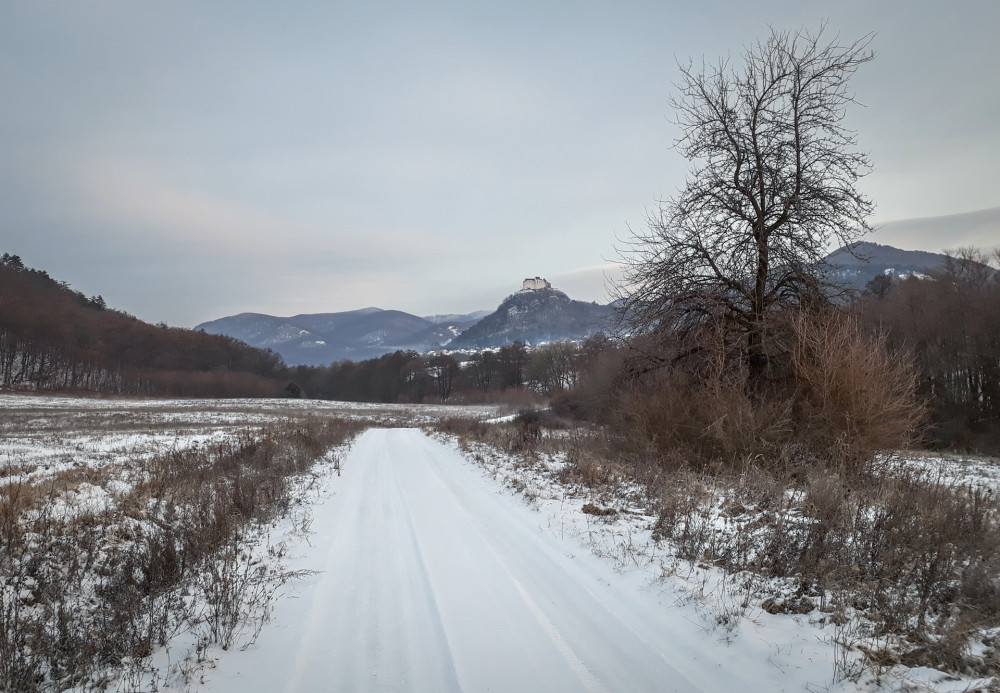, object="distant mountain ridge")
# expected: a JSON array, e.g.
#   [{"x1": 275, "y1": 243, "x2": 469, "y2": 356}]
[
  {"x1": 196, "y1": 279, "x2": 615, "y2": 366},
  {"x1": 198, "y1": 245, "x2": 960, "y2": 367},
  {"x1": 196, "y1": 308, "x2": 486, "y2": 366}
]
